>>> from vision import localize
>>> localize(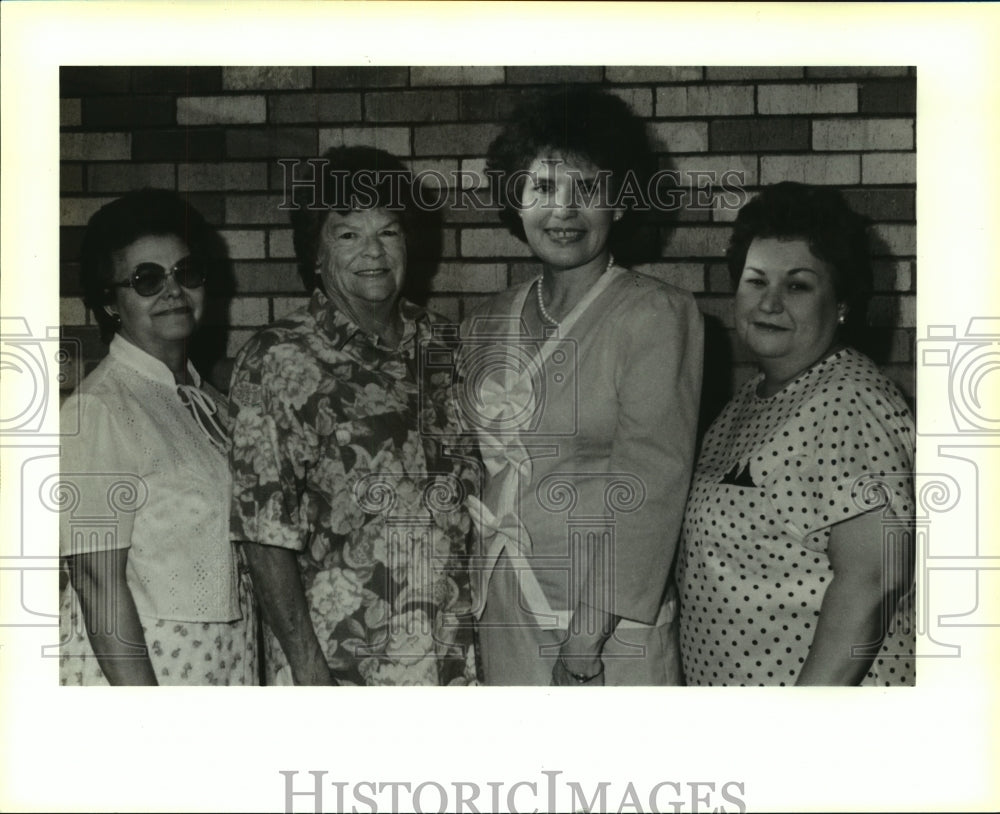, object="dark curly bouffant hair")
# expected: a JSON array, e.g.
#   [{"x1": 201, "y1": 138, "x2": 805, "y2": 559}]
[
  {"x1": 726, "y1": 182, "x2": 874, "y2": 347},
  {"x1": 485, "y1": 86, "x2": 654, "y2": 248},
  {"x1": 80, "y1": 188, "x2": 219, "y2": 343},
  {"x1": 289, "y1": 145, "x2": 415, "y2": 292}
]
